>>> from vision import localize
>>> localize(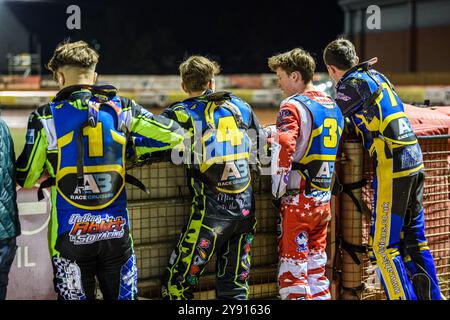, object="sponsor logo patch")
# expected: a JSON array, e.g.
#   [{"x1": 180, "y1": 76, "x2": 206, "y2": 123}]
[
  {"x1": 190, "y1": 265, "x2": 200, "y2": 275},
  {"x1": 68, "y1": 214, "x2": 126, "y2": 245},
  {"x1": 187, "y1": 275, "x2": 198, "y2": 285},
  {"x1": 239, "y1": 271, "x2": 249, "y2": 281},
  {"x1": 26, "y1": 129, "x2": 35, "y2": 144},
  {"x1": 193, "y1": 255, "x2": 205, "y2": 266},
  {"x1": 278, "y1": 109, "x2": 292, "y2": 118},
  {"x1": 336, "y1": 92, "x2": 351, "y2": 102},
  {"x1": 198, "y1": 238, "x2": 211, "y2": 249},
  {"x1": 295, "y1": 231, "x2": 309, "y2": 252},
  {"x1": 197, "y1": 248, "x2": 208, "y2": 260}
]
